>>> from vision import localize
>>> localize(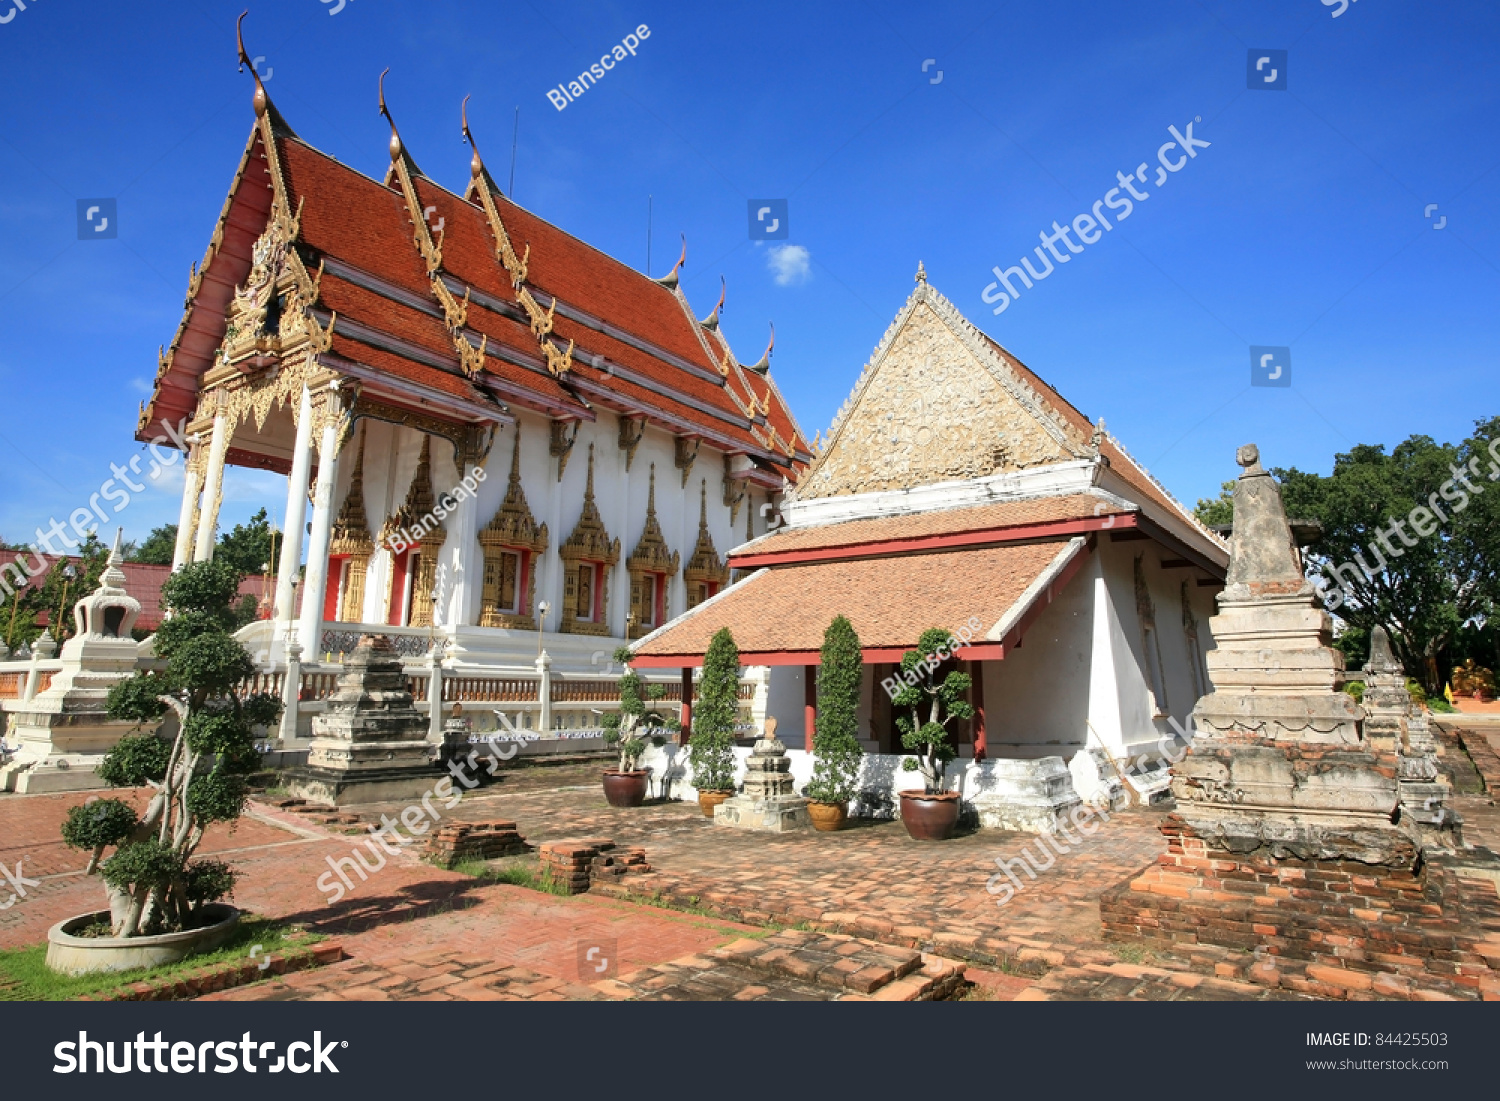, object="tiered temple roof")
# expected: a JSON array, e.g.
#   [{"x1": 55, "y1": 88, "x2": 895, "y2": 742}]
[{"x1": 139, "y1": 26, "x2": 809, "y2": 487}]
